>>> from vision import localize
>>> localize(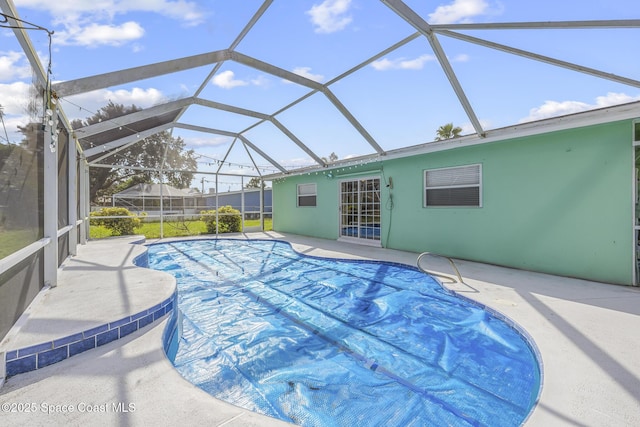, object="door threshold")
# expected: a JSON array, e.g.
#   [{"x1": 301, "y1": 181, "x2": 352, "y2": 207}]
[{"x1": 337, "y1": 236, "x2": 382, "y2": 247}]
